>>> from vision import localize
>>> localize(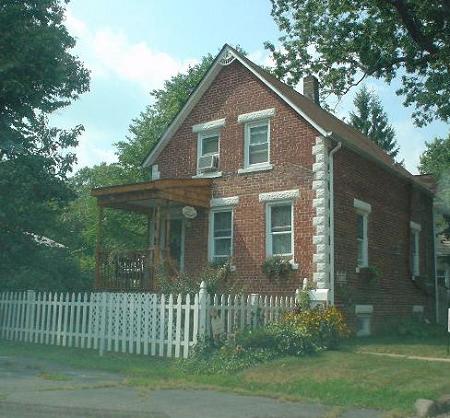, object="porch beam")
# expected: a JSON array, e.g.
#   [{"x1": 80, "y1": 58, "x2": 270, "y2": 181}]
[
  {"x1": 91, "y1": 178, "x2": 212, "y2": 197},
  {"x1": 97, "y1": 189, "x2": 210, "y2": 208}
]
